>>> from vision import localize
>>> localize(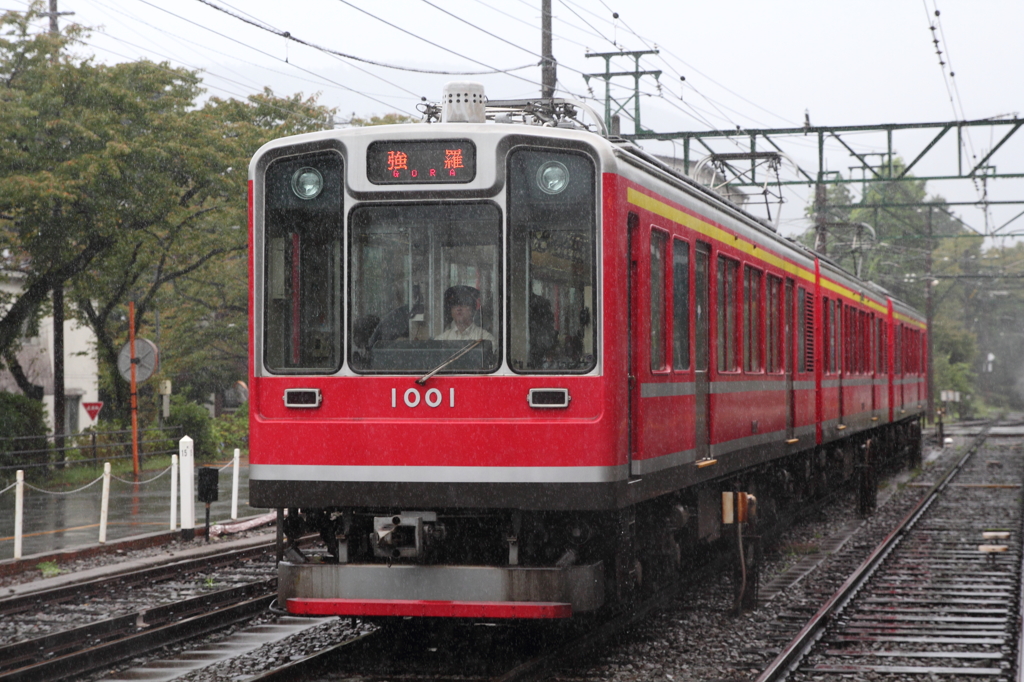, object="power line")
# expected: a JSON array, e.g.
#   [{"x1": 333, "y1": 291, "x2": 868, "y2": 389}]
[
  {"x1": 129, "y1": 0, "x2": 418, "y2": 115},
  {"x1": 197, "y1": 0, "x2": 536, "y2": 77},
  {"x1": 332, "y1": 0, "x2": 541, "y2": 90},
  {"x1": 89, "y1": 0, "x2": 341, "y2": 99},
  {"x1": 83, "y1": 33, "x2": 337, "y2": 128},
  {"x1": 420, "y1": 0, "x2": 539, "y2": 60}
]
